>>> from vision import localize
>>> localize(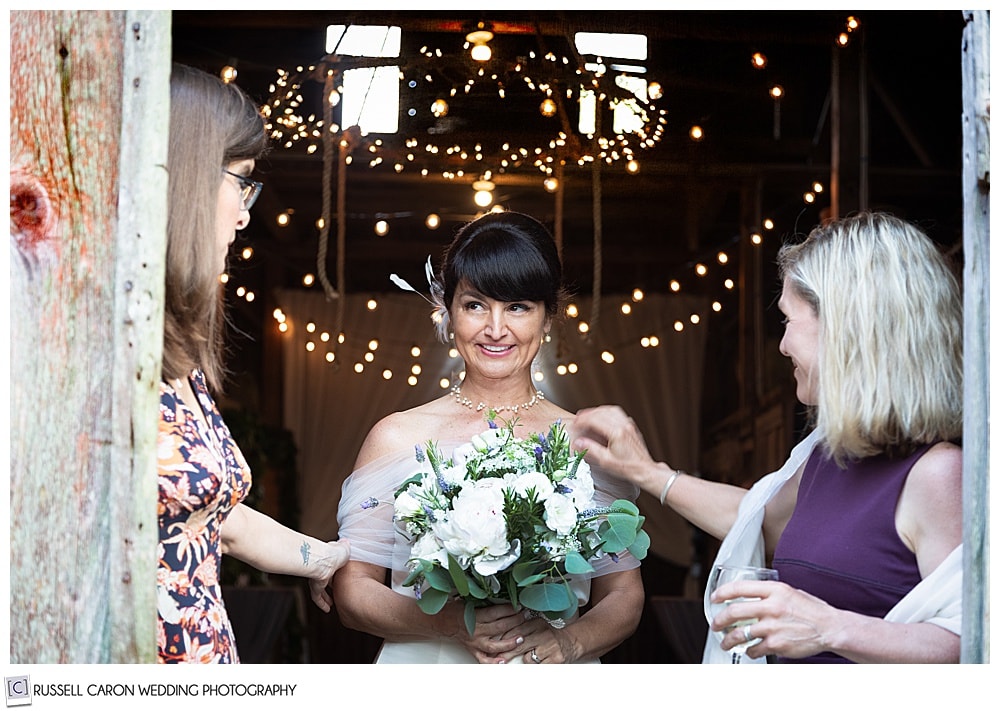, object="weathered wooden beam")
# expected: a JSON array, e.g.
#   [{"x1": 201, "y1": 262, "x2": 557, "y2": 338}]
[
  {"x1": 960, "y1": 8, "x2": 990, "y2": 665},
  {"x1": 9, "y1": 9, "x2": 169, "y2": 663}
]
